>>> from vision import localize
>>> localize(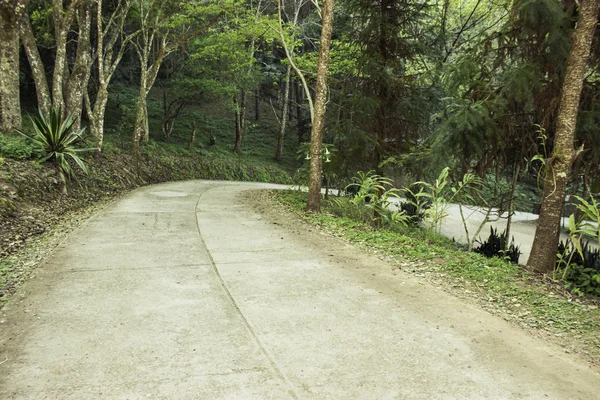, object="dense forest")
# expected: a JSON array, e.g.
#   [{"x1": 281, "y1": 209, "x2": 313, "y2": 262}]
[{"x1": 1, "y1": 0, "x2": 600, "y2": 283}]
